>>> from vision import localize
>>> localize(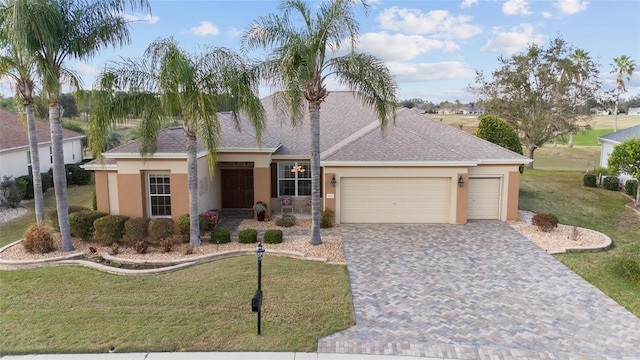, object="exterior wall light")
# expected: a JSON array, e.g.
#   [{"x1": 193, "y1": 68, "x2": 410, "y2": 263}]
[
  {"x1": 331, "y1": 176, "x2": 337, "y2": 188},
  {"x1": 458, "y1": 176, "x2": 465, "y2": 188}
]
